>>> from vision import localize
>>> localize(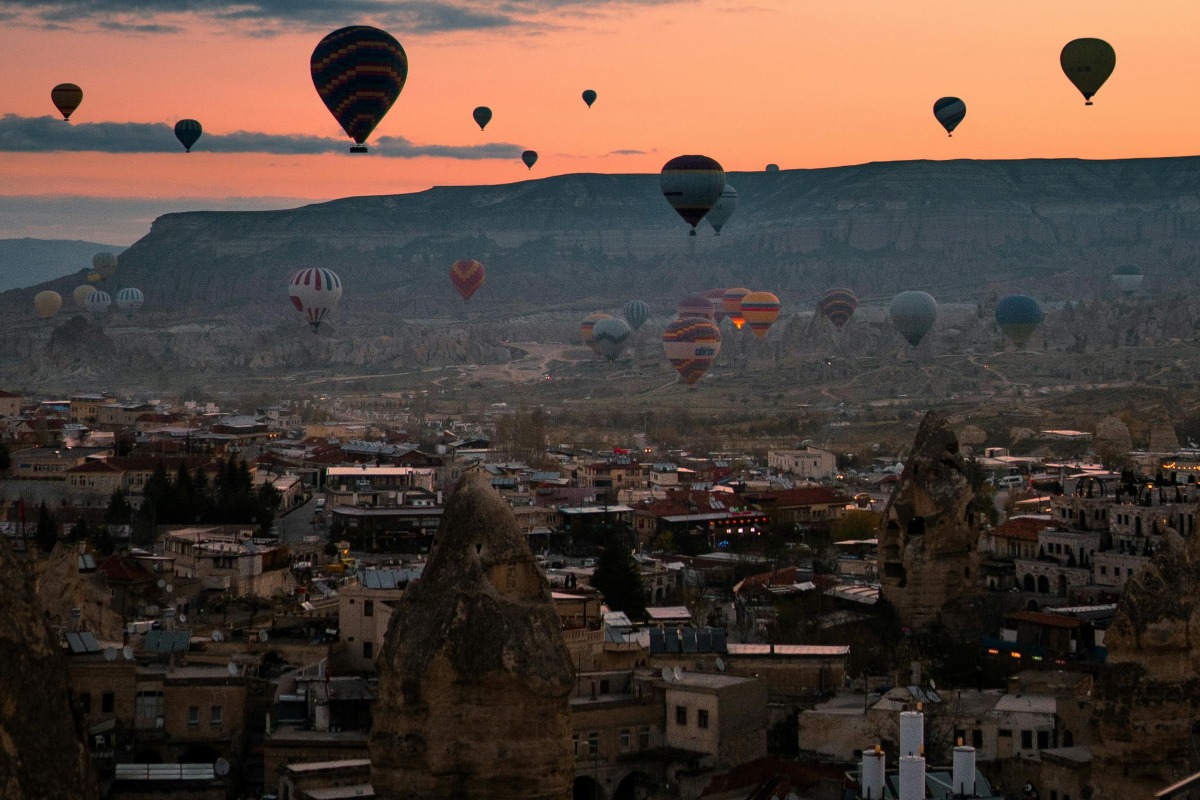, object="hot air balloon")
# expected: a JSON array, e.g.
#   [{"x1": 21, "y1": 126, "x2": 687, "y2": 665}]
[
  {"x1": 288, "y1": 268, "x2": 343, "y2": 331},
  {"x1": 933, "y1": 97, "x2": 966, "y2": 136},
  {"x1": 765, "y1": 164, "x2": 780, "y2": 172},
  {"x1": 34, "y1": 291, "x2": 62, "y2": 319},
  {"x1": 722, "y1": 287, "x2": 750, "y2": 330},
  {"x1": 678, "y1": 295, "x2": 715, "y2": 320},
  {"x1": 995, "y1": 294, "x2": 1043, "y2": 347},
  {"x1": 51, "y1": 83, "x2": 82, "y2": 121},
  {"x1": 623, "y1": 300, "x2": 649, "y2": 331},
  {"x1": 741, "y1": 291, "x2": 781, "y2": 339},
  {"x1": 818, "y1": 287, "x2": 858, "y2": 329},
  {"x1": 86, "y1": 271, "x2": 102, "y2": 284},
  {"x1": 660, "y1": 155, "x2": 725, "y2": 235},
  {"x1": 521, "y1": 150, "x2": 538, "y2": 169},
  {"x1": 472, "y1": 106, "x2": 492, "y2": 130},
  {"x1": 85, "y1": 289, "x2": 111, "y2": 315},
  {"x1": 311, "y1": 26, "x2": 408, "y2": 153},
  {"x1": 93, "y1": 251, "x2": 118, "y2": 280},
  {"x1": 1060, "y1": 38, "x2": 1115, "y2": 105},
  {"x1": 1111, "y1": 265, "x2": 1143, "y2": 296},
  {"x1": 73, "y1": 285, "x2": 95, "y2": 309},
  {"x1": 449, "y1": 259, "x2": 485, "y2": 302},
  {"x1": 115, "y1": 288, "x2": 144, "y2": 318},
  {"x1": 706, "y1": 185, "x2": 737, "y2": 235},
  {"x1": 582, "y1": 89, "x2": 597, "y2": 108},
  {"x1": 592, "y1": 317, "x2": 631, "y2": 361},
  {"x1": 890, "y1": 291, "x2": 938, "y2": 346},
  {"x1": 704, "y1": 289, "x2": 728, "y2": 323},
  {"x1": 580, "y1": 312, "x2": 613, "y2": 355},
  {"x1": 662, "y1": 317, "x2": 722, "y2": 387},
  {"x1": 174, "y1": 119, "x2": 202, "y2": 152}
]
